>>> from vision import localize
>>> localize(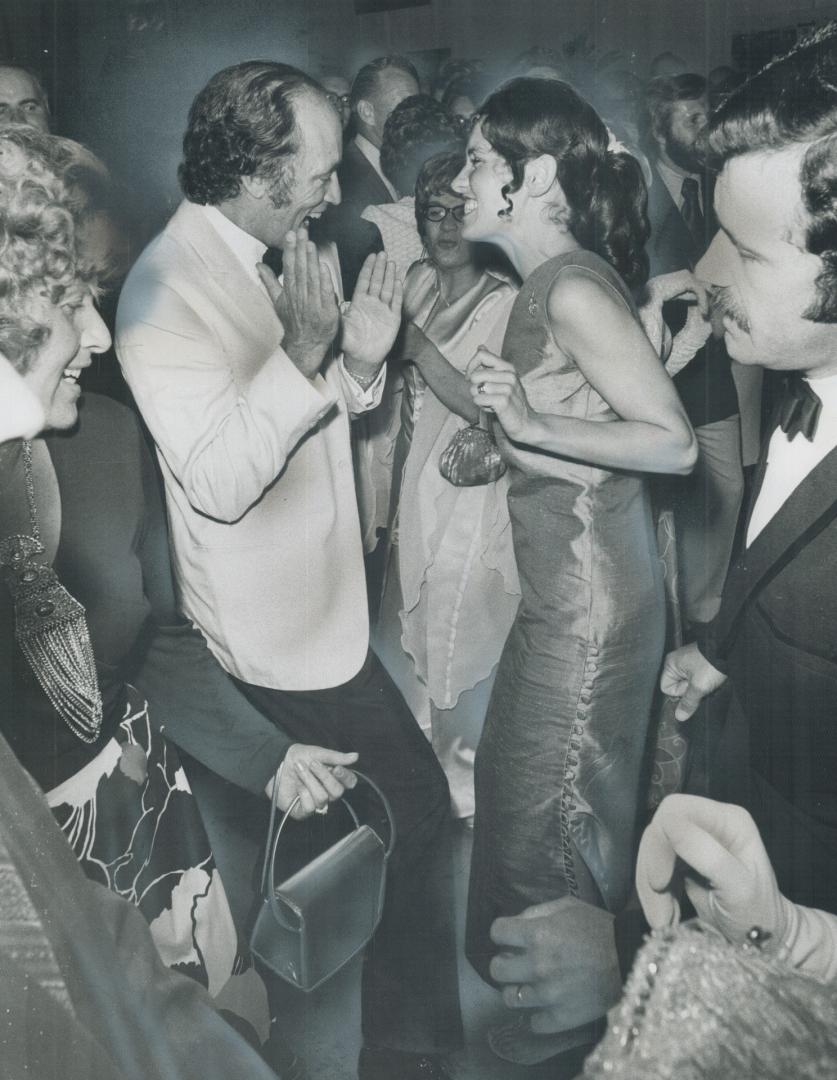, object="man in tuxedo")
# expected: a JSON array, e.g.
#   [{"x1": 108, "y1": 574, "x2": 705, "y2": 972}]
[
  {"x1": 116, "y1": 61, "x2": 460, "y2": 1080},
  {"x1": 661, "y1": 26, "x2": 837, "y2": 916},
  {"x1": 318, "y1": 55, "x2": 419, "y2": 297},
  {"x1": 477, "y1": 25, "x2": 837, "y2": 1047},
  {"x1": 644, "y1": 74, "x2": 744, "y2": 627}
]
